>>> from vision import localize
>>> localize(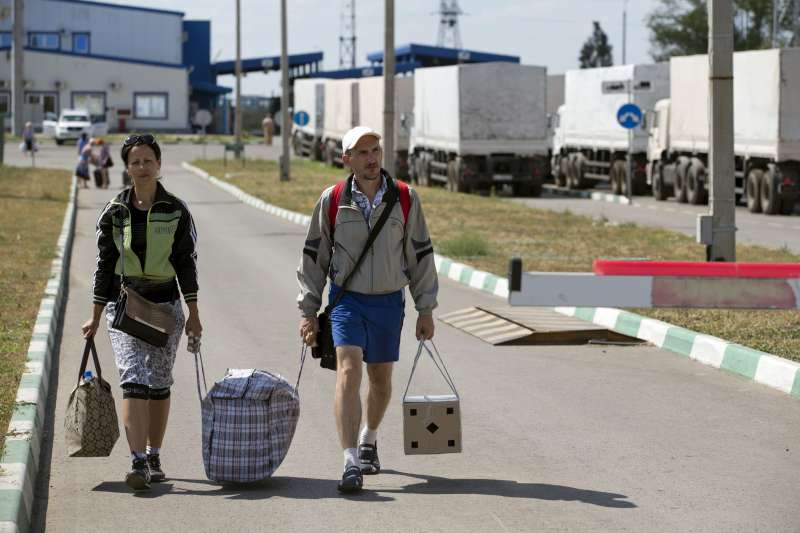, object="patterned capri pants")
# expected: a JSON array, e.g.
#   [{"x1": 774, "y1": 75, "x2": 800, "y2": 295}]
[{"x1": 105, "y1": 299, "x2": 185, "y2": 390}]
